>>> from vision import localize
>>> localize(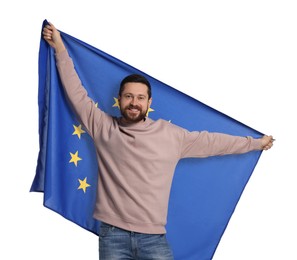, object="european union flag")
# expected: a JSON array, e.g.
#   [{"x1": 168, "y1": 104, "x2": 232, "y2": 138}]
[{"x1": 31, "y1": 20, "x2": 263, "y2": 260}]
